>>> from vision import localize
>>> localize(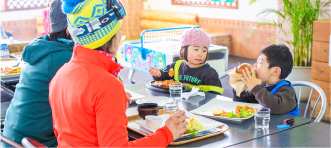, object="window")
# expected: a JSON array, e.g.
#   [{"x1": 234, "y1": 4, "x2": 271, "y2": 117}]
[
  {"x1": 3, "y1": 0, "x2": 48, "y2": 11},
  {"x1": 172, "y1": 0, "x2": 238, "y2": 9}
]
